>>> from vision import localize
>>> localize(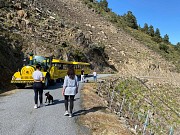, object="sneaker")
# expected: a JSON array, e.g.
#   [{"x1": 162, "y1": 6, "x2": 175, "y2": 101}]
[
  {"x1": 64, "y1": 111, "x2": 69, "y2": 116},
  {"x1": 69, "y1": 113, "x2": 73, "y2": 118},
  {"x1": 39, "y1": 104, "x2": 44, "y2": 108},
  {"x1": 34, "y1": 104, "x2": 38, "y2": 109}
]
